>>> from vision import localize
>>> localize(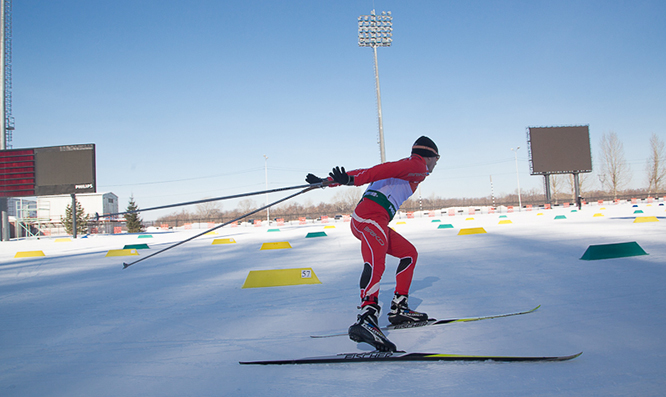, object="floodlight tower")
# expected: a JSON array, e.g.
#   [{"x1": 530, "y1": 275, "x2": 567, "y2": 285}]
[
  {"x1": 358, "y1": 10, "x2": 392, "y2": 163},
  {"x1": 1, "y1": 0, "x2": 13, "y2": 150},
  {"x1": 0, "y1": 0, "x2": 12, "y2": 241}
]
